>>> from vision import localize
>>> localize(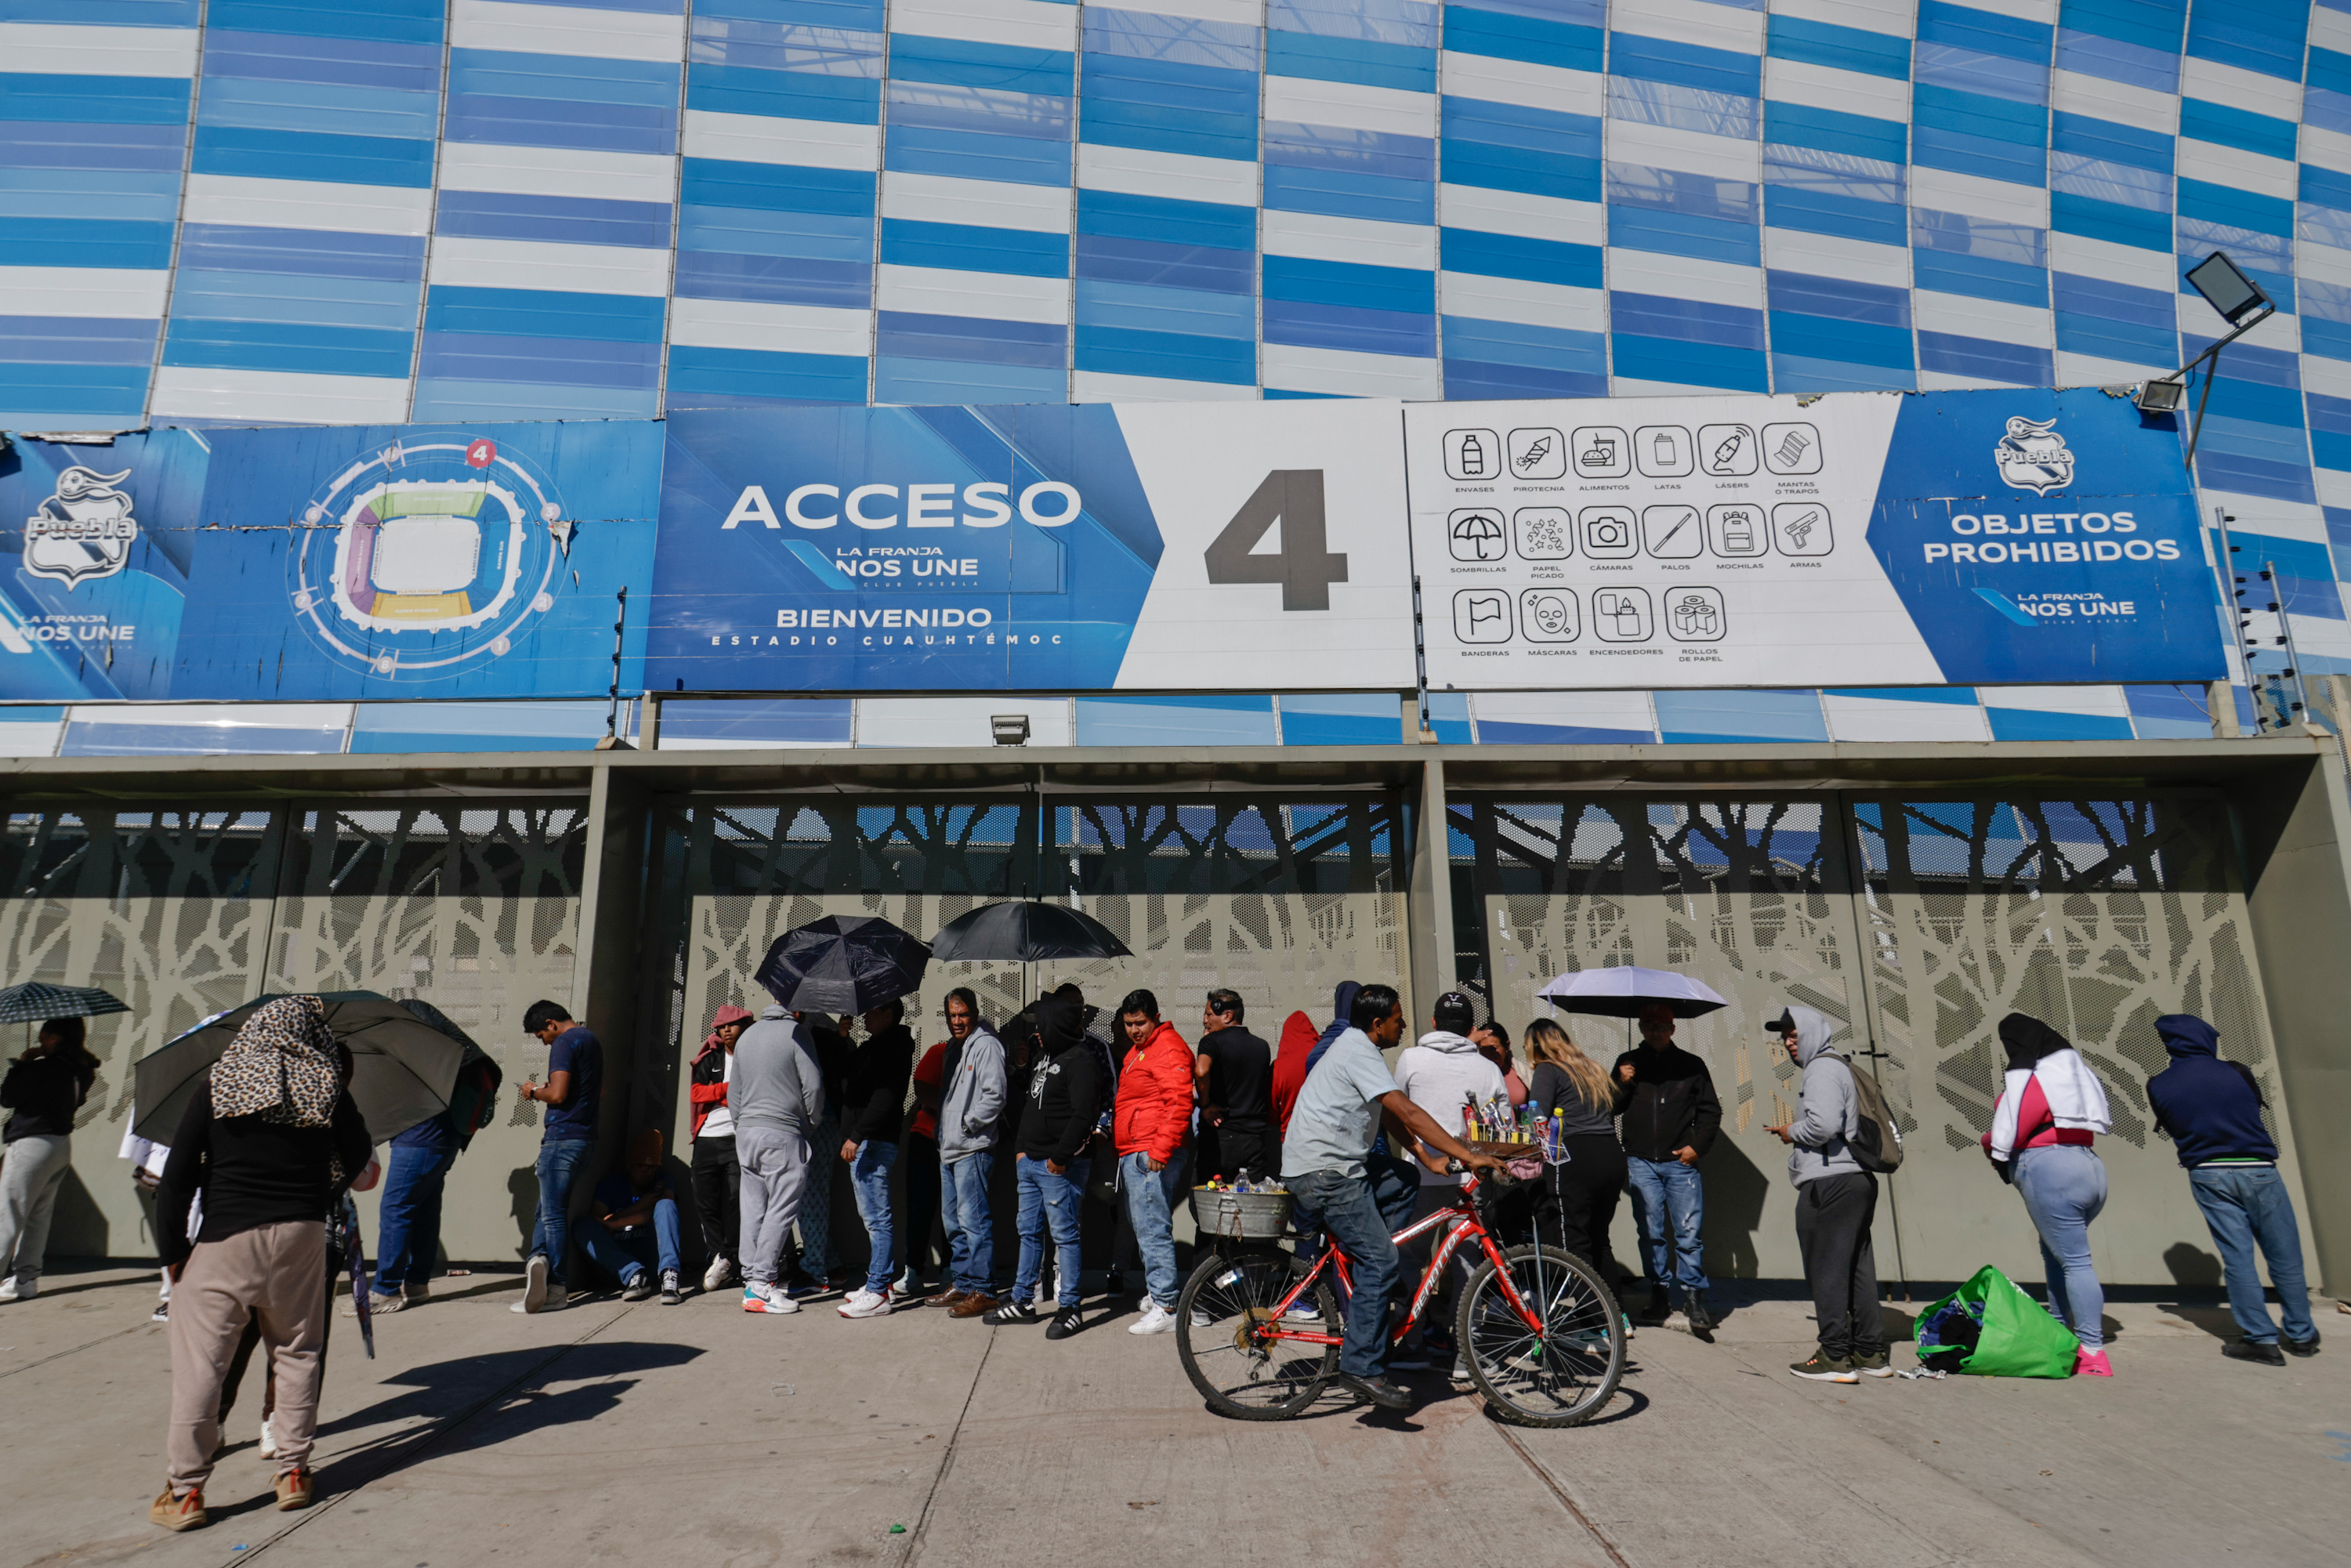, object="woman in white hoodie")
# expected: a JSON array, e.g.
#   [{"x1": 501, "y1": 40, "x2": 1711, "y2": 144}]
[{"x1": 1981, "y1": 1012, "x2": 2115, "y2": 1377}]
